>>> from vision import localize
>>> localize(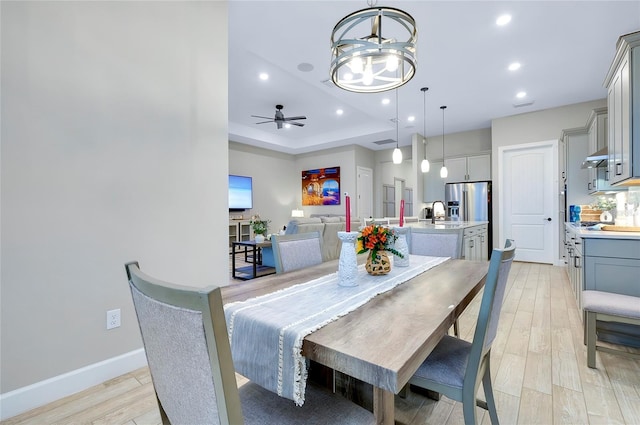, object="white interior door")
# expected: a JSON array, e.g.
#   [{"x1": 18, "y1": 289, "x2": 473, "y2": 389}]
[
  {"x1": 356, "y1": 166, "x2": 373, "y2": 220},
  {"x1": 500, "y1": 141, "x2": 557, "y2": 264}
]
